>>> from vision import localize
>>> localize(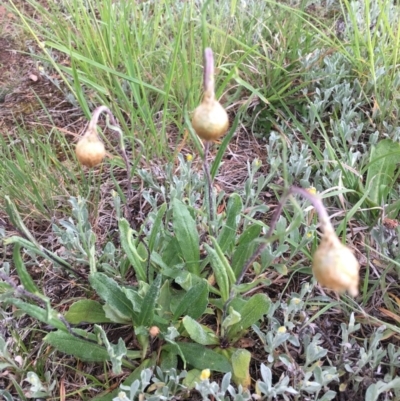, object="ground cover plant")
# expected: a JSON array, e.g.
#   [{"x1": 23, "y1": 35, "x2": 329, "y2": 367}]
[{"x1": 1, "y1": 0, "x2": 400, "y2": 400}]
